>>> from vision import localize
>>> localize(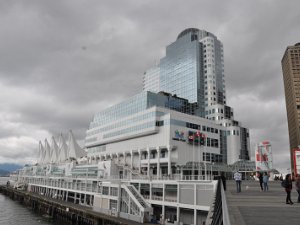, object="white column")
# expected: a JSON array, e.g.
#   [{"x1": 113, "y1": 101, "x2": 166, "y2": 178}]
[
  {"x1": 123, "y1": 152, "x2": 126, "y2": 165},
  {"x1": 163, "y1": 182, "x2": 165, "y2": 202},
  {"x1": 157, "y1": 147, "x2": 160, "y2": 179},
  {"x1": 167, "y1": 146, "x2": 171, "y2": 176},
  {"x1": 162, "y1": 205, "x2": 165, "y2": 224},
  {"x1": 150, "y1": 182, "x2": 152, "y2": 200},
  {"x1": 194, "y1": 209, "x2": 197, "y2": 225},
  {"x1": 180, "y1": 166, "x2": 183, "y2": 180},
  {"x1": 138, "y1": 150, "x2": 142, "y2": 174},
  {"x1": 176, "y1": 184, "x2": 180, "y2": 222},
  {"x1": 131, "y1": 150, "x2": 133, "y2": 168},
  {"x1": 194, "y1": 183, "x2": 197, "y2": 225},
  {"x1": 147, "y1": 147, "x2": 150, "y2": 177}
]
